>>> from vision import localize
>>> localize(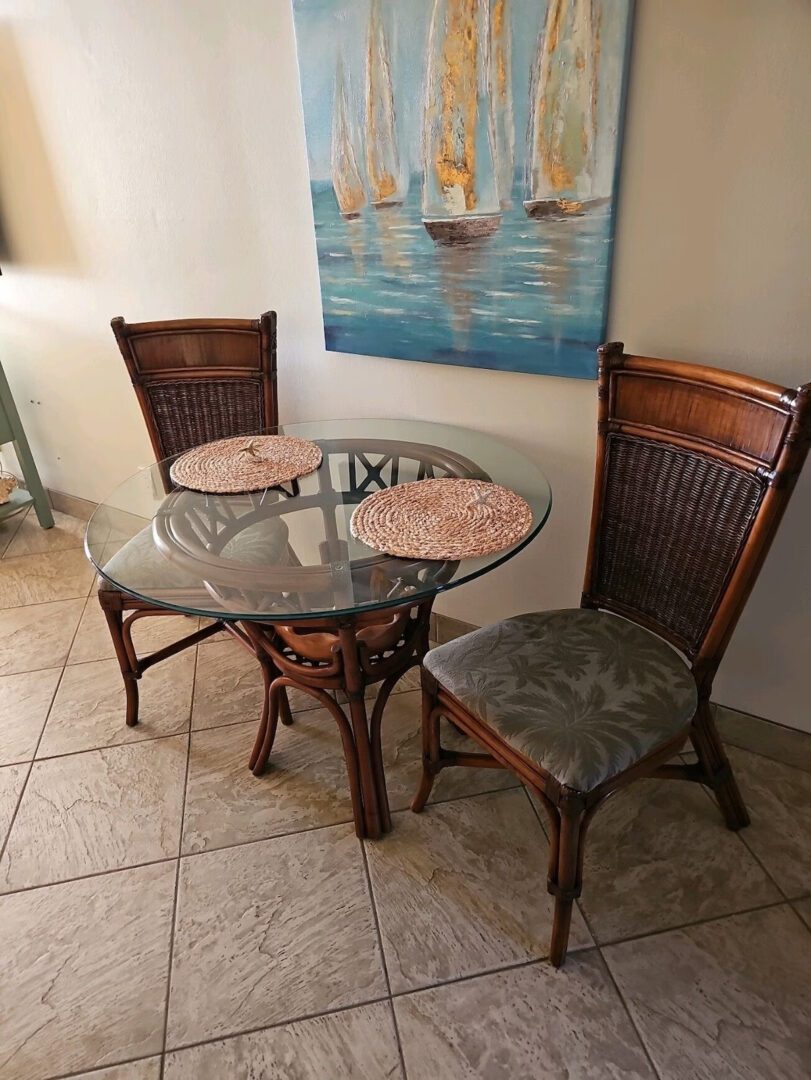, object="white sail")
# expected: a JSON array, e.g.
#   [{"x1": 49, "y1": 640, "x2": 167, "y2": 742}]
[
  {"x1": 365, "y1": 0, "x2": 405, "y2": 207},
  {"x1": 331, "y1": 58, "x2": 366, "y2": 219},
  {"x1": 525, "y1": 0, "x2": 604, "y2": 218},
  {"x1": 422, "y1": 0, "x2": 501, "y2": 245},
  {"x1": 490, "y1": 0, "x2": 515, "y2": 209}
]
